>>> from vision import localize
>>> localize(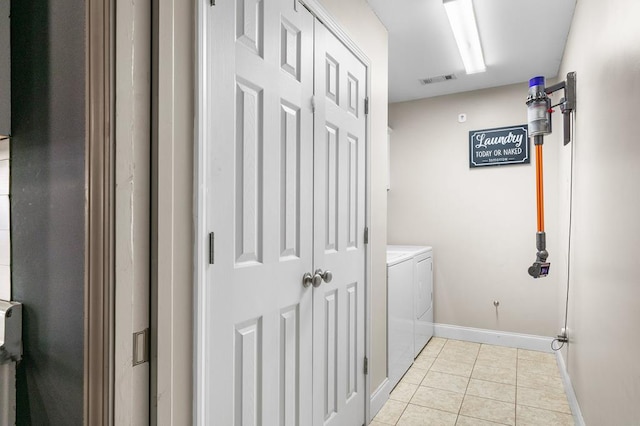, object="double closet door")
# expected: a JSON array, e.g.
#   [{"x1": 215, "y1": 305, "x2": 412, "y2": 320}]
[{"x1": 205, "y1": 1, "x2": 367, "y2": 425}]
